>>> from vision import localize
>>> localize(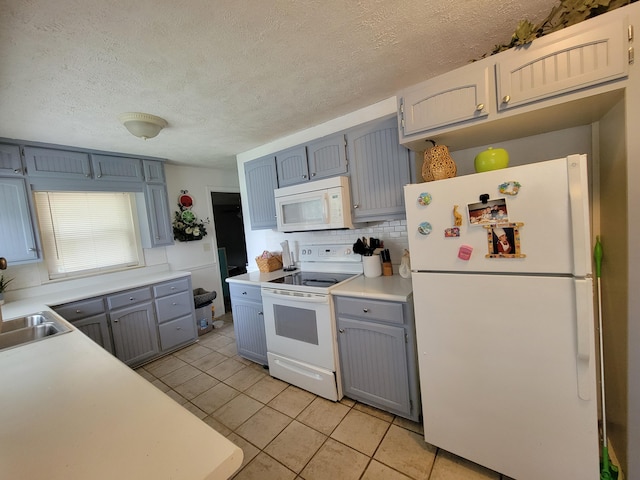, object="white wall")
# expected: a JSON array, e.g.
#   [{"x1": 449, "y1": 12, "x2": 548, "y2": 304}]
[{"x1": 164, "y1": 163, "x2": 240, "y2": 316}]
